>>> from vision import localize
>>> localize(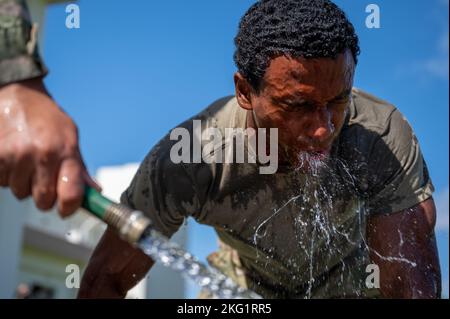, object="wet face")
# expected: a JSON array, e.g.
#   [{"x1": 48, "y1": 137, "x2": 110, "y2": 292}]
[{"x1": 235, "y1": 50, "x2": 355, "y2": 168}]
